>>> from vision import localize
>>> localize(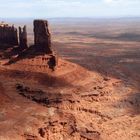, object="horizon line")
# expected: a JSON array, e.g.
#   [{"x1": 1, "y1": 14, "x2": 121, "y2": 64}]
[{"x1": 0, "y1": 16, "x2": 140, "y2": 19}]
